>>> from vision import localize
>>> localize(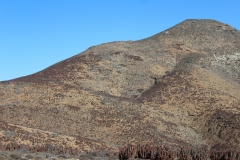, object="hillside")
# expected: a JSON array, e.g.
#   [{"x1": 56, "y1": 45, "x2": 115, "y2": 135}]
[{"x1": 0, "y1": 19, "x2": 240, "y2": 158}]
